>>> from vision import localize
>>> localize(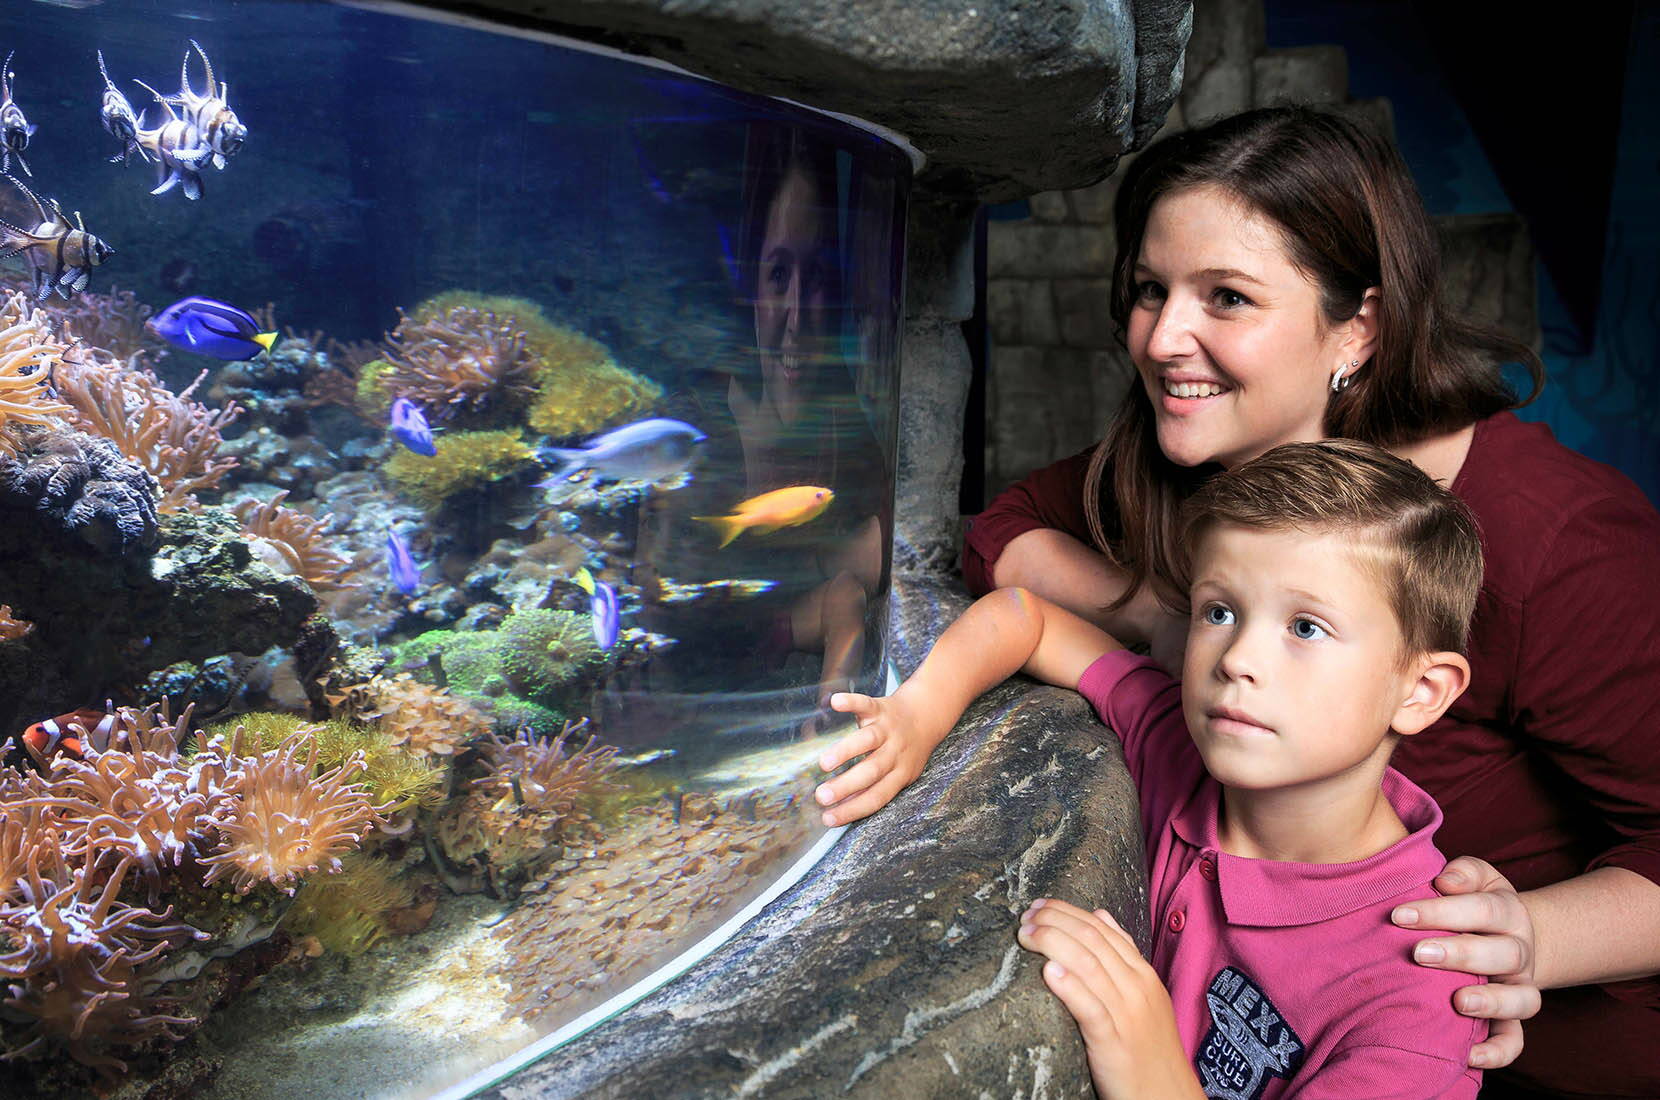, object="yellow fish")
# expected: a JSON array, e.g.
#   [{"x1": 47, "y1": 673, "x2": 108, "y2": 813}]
[{"x1": 694, "y1": 485, "x2": 834, "y2": 548}]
